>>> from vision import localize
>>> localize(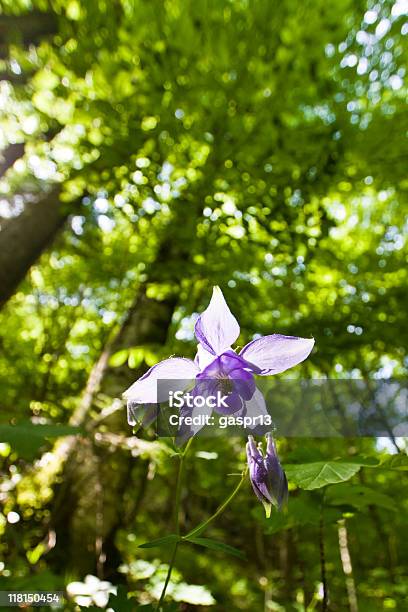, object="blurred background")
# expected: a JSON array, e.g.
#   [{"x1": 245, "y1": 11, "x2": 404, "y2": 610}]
[{"x1": 0, "y1": 0, "x2": 407, "y2": 610}]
